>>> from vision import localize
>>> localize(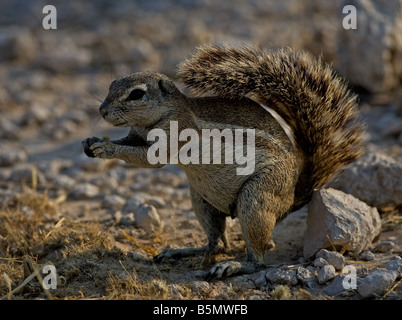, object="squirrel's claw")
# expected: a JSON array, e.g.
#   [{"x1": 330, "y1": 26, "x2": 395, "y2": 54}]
[{"x1": 82, "y1": 137, "x2": 101, "y2": 158}]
